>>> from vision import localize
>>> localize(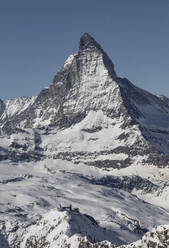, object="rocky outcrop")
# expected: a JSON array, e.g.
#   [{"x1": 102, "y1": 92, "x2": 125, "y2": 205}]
[
  {"x1": 124, "y1": 225, "x2": 169, "y2": 248},
  {"x1": 90, "y1": 175, "x2": 158, "y2": 193}
]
